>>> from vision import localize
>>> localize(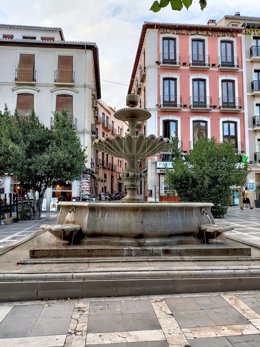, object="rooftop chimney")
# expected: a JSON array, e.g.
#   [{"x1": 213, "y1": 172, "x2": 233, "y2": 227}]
[
  {"x1": 234, "y1": 12, "x2": 240, "y2": 16},
  {"x1": 207, "y1": 19, "x2": 217, "y2": 26}
]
